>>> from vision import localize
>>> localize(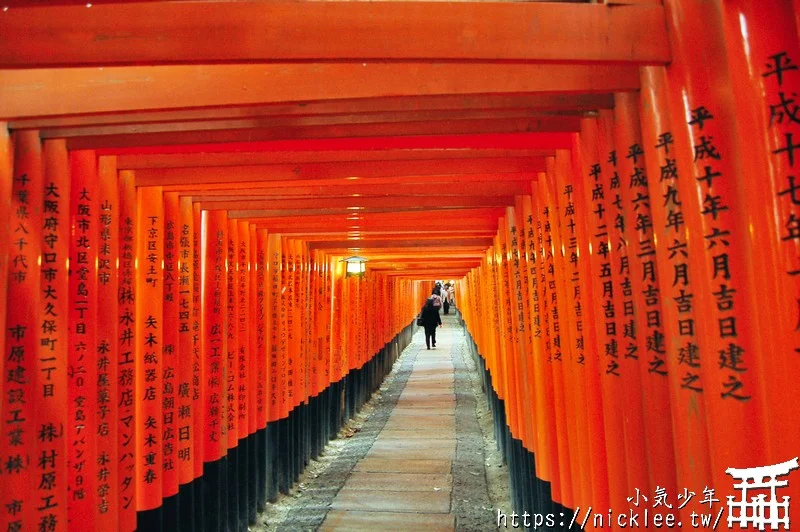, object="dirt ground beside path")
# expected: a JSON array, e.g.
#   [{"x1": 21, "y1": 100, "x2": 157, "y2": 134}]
[{"x1": 251, "y1": 316, "x2": 511, "y2": 531}]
